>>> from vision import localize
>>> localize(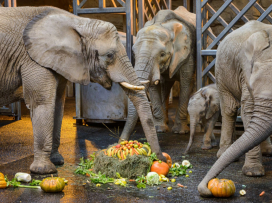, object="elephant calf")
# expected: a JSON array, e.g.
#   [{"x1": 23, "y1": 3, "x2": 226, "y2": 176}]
[
  {"x1": 185, "y1": 84, "x2": 220, "y2": 153},
  {"x1": 0, "y1": 6, "x2": 164, "y2": 174}
]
